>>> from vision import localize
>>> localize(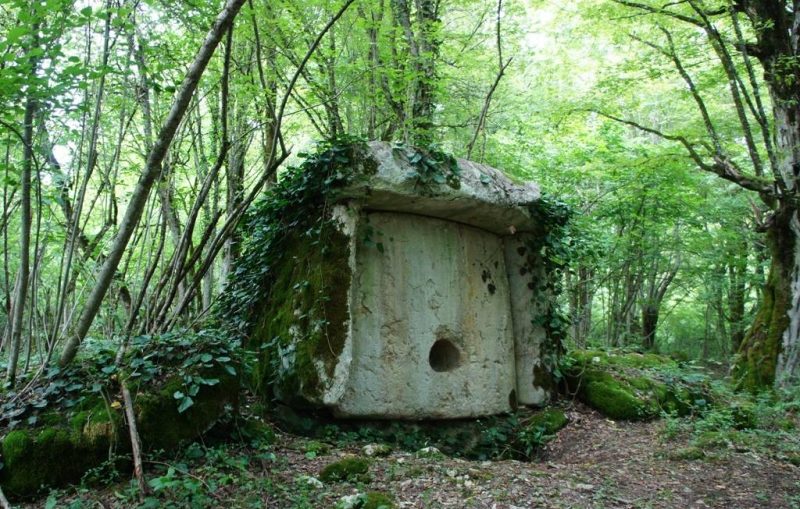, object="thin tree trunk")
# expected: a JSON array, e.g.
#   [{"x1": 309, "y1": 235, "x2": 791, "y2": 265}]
[
  {"x1": 121, "y1": 383, "x2": 150, "y2": 499},
  {"x1": 6, "y1": 36, "x2": 39, "y2": 383},
  {"x1": 58, "y1": 0, "x2": 247, "y2": 366}
]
